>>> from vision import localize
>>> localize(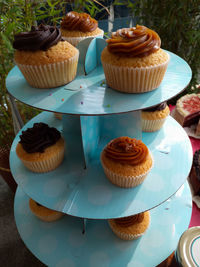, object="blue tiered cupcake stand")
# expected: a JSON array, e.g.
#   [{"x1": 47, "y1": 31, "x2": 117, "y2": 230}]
[{"x1": 7, "y1": 37, "x2": 193, "y2": 266}]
